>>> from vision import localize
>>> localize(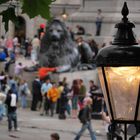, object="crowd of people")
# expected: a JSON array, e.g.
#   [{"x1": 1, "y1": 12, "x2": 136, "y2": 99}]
[
  {"x1": 30, "y1": 76, "x2": 99, "y2": 120},
  {"x1": 0, "y1": 65, "x2": 103, "y2": 133},
  {"x1": 0, "y1": 35, "x2": 41, "y2": 69},
  {"x1": 0, "y1": 23, "x2": 111, "y2": 139},
  {"x1": 0, "y1": 71, "x2": 31, "y2": 132}
]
